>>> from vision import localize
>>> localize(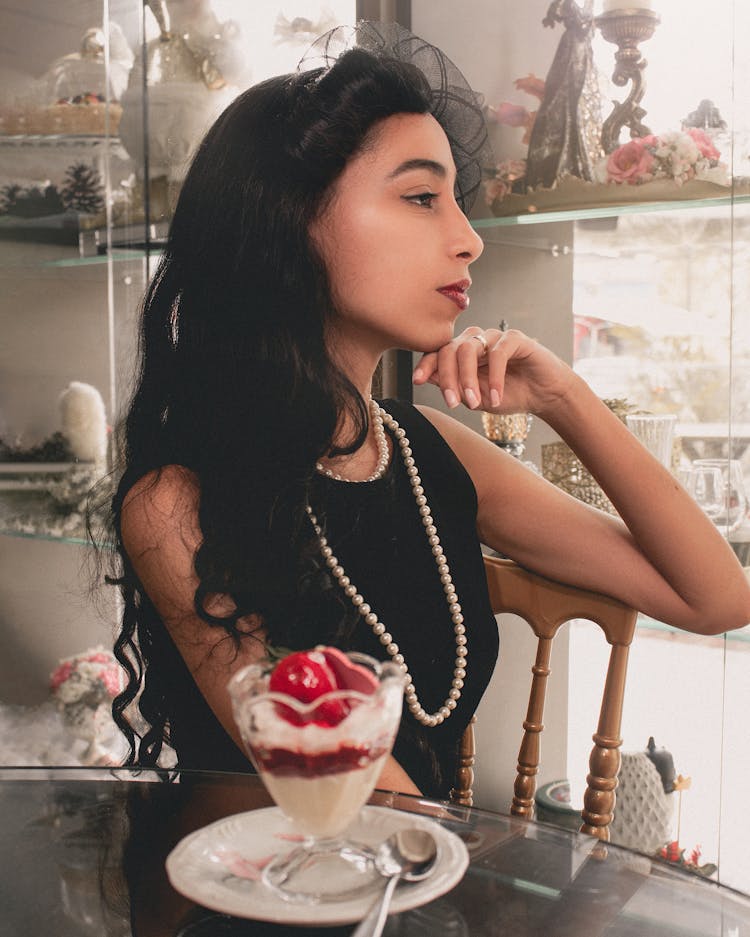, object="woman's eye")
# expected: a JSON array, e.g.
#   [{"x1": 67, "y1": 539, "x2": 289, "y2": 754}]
[{"x1": 404, "y1": 192, "x2": 438, "y2": 208}]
